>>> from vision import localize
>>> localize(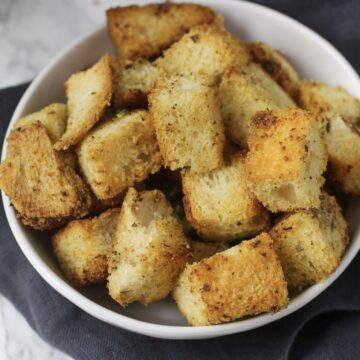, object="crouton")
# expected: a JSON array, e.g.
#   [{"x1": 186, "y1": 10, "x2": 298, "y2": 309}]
[
  {"x1": 52, "y1": 208, "x2": 120, "y2": 287},
  {"x1": 324, "y1": 114, "x2": 360, "y2": 195},
  {"x1": 149, "y1": 74, "x2": 225, "y2": 173},
  {"x1": 270, "y1": 192, "x2": 349, "y2": 292},
  {"x1": 249, "y1": 41, "x2": 300, "y2": 98},
  {"x1": 14, "y1": 103, "x2": 67, "y2": 142},
  {"x1": 54, "y1": 55, "x2": 113, "y2": 151},
  {"x1": 182, "y1": 152, "x2": 270, "y2": 242},
  {"x1": 106, "y1": 3, "x2": 215, "y2": 60},
  {"x1": 219, "y1": 64, "x2": 295, "y2": 148},
  {"x1": 0, "y1": 123, "x2": 91, "y2": 230},
  {"x1": 245, "y1": 108, "x2": 327, "y2": 212},
  {"x1": 189, "y1": 240, "x2": 229, "y2": 263},
  {"x1": 77, "y1": 110, "x2": 162, "y2": 200},
  {"x1": 298, "y1": 80, "x2": 360, "y2": 125},
  {"x1": 154, "y1": 24, "x2": 251, "y2": 85},
  {"x1": 107, "y1": 188, "x2": 192, "y2": 306},
  {"x1": 173, "y1": 233, "x2": 288, "y2": 326},
  {"x1": 111, "y1": 58, "x2": 164, "y2": 109}
]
